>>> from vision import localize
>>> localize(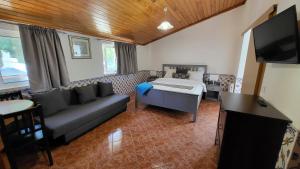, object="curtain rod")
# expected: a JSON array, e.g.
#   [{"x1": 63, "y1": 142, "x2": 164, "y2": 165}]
[{"x1": 0, "y1": 19, "x2": 70, "y2": 36}]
